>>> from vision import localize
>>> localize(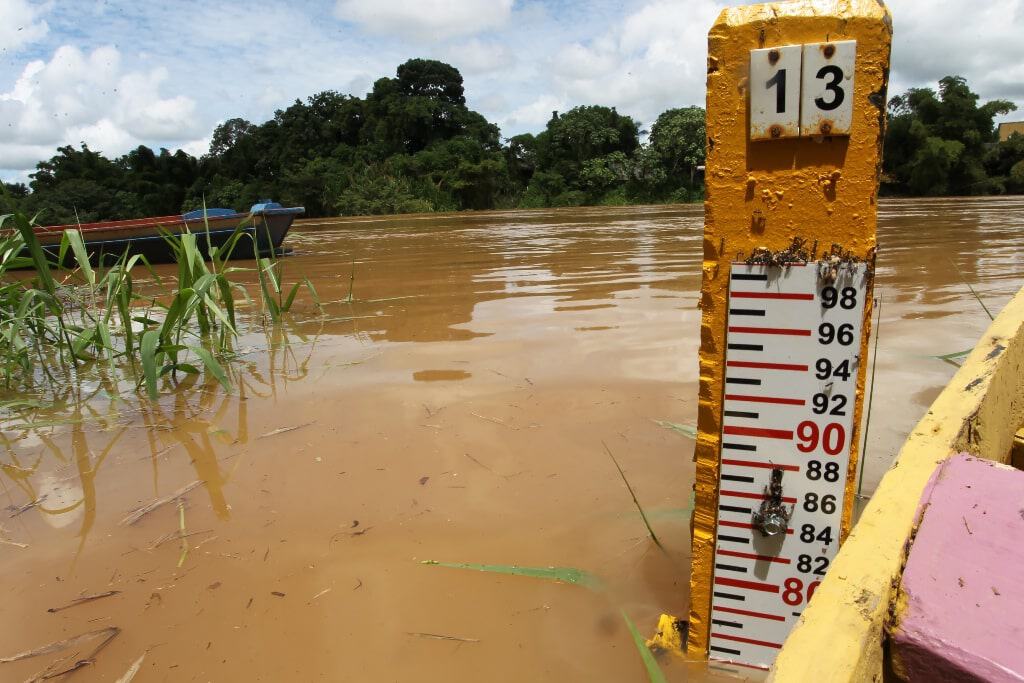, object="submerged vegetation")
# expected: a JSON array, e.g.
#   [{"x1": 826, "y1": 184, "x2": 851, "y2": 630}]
[{"x1": 0, "y1": 210, "x2": 317, "y2": 404}]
